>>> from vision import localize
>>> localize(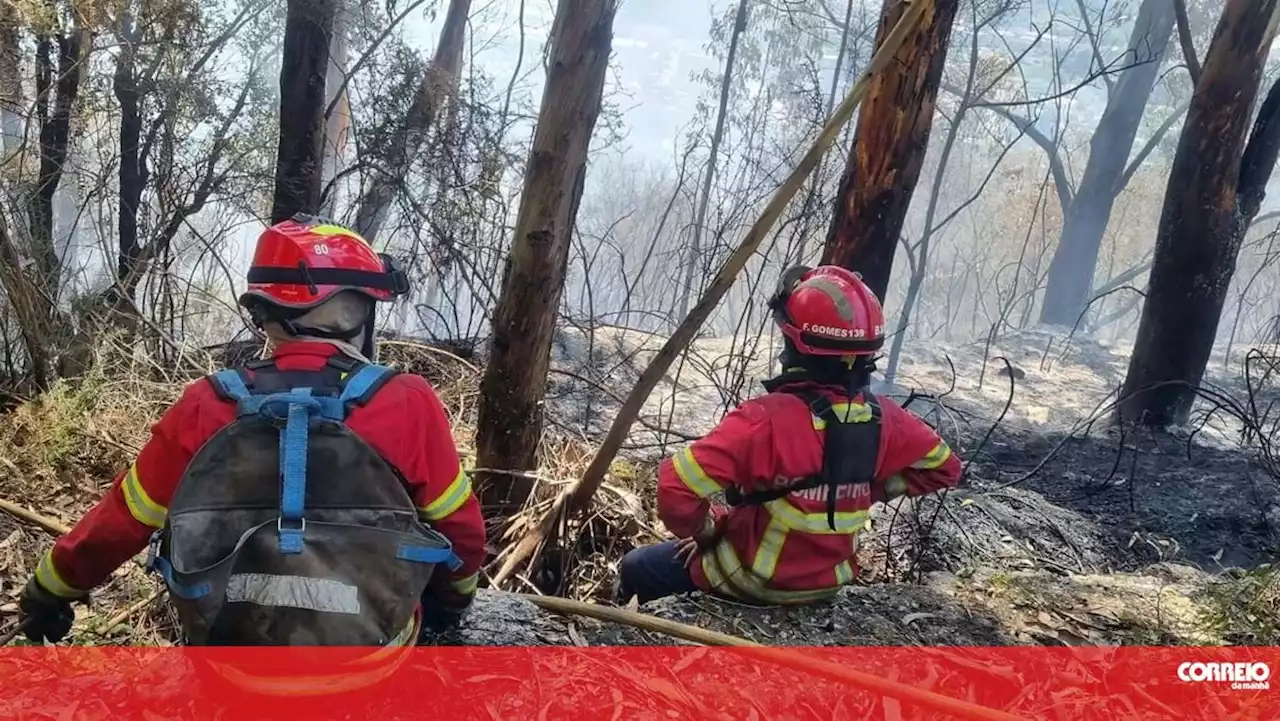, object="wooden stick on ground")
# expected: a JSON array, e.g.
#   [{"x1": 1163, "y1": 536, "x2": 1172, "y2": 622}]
[
  {"x1": 0, "y1": 496, "x2": 161, "y2": 645},
  {"x1": 517, "y1": 593, "x2": 1028, "y2": 721},
  {"x1": 490, "y1": 0, "x2": 933, "y2": 588},
  {"x1": 0, "y1": 617, "x2": 31, "y2": 646},
  {"x1": 104, "y1": 589, "x2": 165, "y2": 632},
  {"x1": 0, "y1": 498, "x2": 70, "y2": 536}
]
